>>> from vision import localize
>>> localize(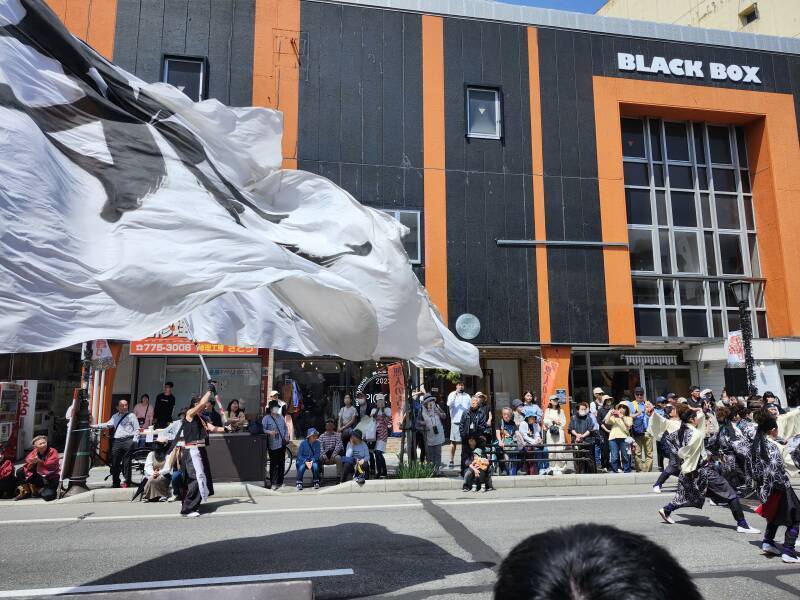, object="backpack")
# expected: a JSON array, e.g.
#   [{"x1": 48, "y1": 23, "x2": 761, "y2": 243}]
[{"x1": 632, "y1": 413, "x2": 647, "y2": 436}]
